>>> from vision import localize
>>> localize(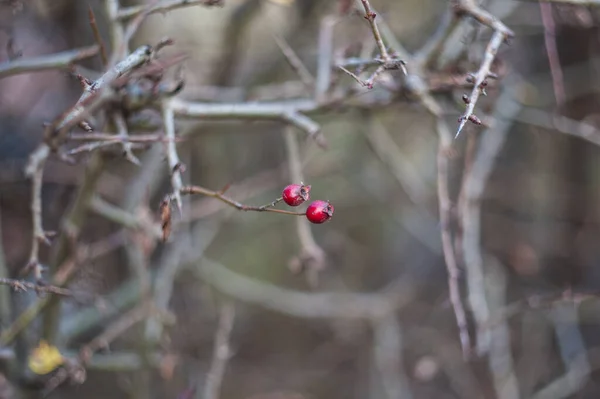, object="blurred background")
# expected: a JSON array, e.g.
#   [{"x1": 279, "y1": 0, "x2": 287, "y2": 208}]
[{"x1": 2, "y1": 0, "x2": 600, "y2": 398}]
